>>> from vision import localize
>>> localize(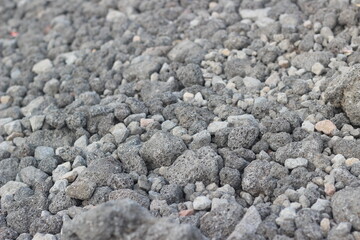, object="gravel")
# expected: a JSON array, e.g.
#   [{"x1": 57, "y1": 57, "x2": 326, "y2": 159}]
[{"x1": 1, "y1": 0, "x2": 360, "y2": 239}]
